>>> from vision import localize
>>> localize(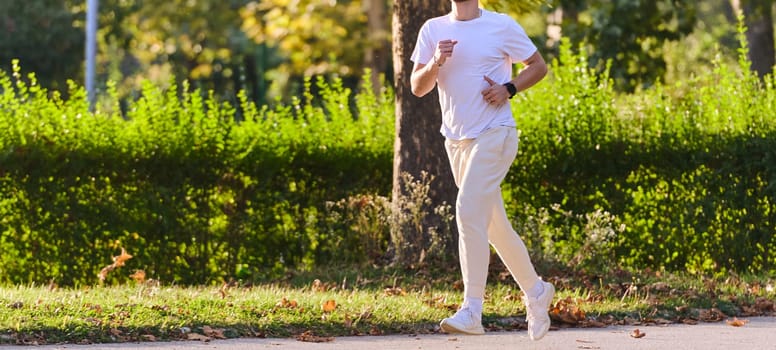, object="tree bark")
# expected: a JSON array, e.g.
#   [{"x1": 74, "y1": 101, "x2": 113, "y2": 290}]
[
  {"x1": 391, "y1": 0, "x2": 457, "y2": 265},
  {"x1": 363, "y1": 0, "x2": 390, "y2": 90},
  {"x1": 732, "y1": 0, "x2": 775, "y2": 79}
]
